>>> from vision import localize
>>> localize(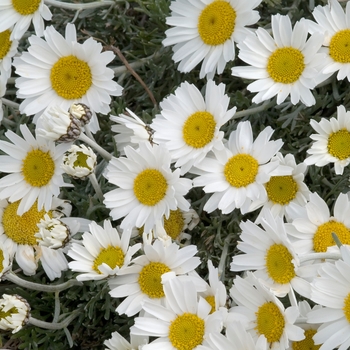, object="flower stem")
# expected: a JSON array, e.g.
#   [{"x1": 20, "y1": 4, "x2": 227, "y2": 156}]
[
  {"x1": 233, "y1": 99, "x2": 276, "y2": 120},
  {"x1": 113, "y1": 52, "x2": 161, "y2": 76},
  {"x1": 88, "y1": 173, "x2": 104, "y2": 202},
  {"x1": 5, "y1": 272, "x2": 82, "y2": 292},
  {"x1": 2, "y1": 98, "x2": 20, "y2": 109},
  {"x1": 79, "y1": 132, "x2": 112, "y2": 162},
  {"x1": 218, "y1": 235, "x2": 232, "y2": 282},
  {"x1": 44, "y1": 0, "x2": 115, "y2": 10},
  {"x1": 28, "y1": 311, "x2": 79, "y2": 330}
]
